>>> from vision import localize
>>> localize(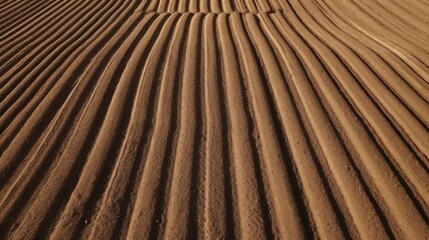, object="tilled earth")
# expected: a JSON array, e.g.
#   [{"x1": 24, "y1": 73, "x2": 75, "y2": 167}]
[{"x1": 0, "y1": 0, "x2": 428, "y2": 239}]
